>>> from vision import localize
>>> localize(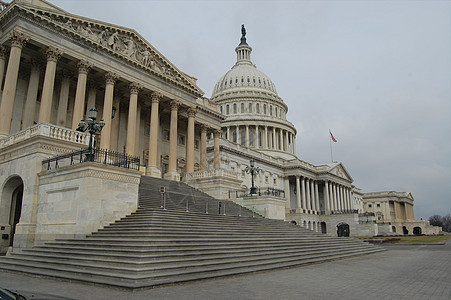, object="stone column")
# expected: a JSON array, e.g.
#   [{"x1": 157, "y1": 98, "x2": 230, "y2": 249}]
[
  {"x1": 200, "y1": 125, "x2": 207, "y2": 170},
  {"x1": 280, "y1": 129, "x2": 283, "y2": 150},
  {"x1": 213, "y1": 130, "x2": 220, "y2": 169},
  {"x1": 348, "y1": 189, "x2": 354, "y2": 210},
  {"x1": 226, "y1": 126, "x2": 230, "y2": 141},
  {"x1": 165, "y1": 100, "x2": 180, "y2": 180},
  {"x1": 0, "y1": 45, "x2": 7, "y2": 92},
  {"x1": 186, "y1": 108, "x2": 196, "y2": 173},
  {"x1": 333, "y1": 183, "x2": 339, "y2": 211},
  {"x1": 147, "y1": 92, "x2": 162, "y2": 177},
  {"x1": 236, "y1": 125, "x2": 239, "y2": 144},
  {"x1": 0, "y1": 31, "x2": 28, "y2": 137},
  {"x1": 324, "y1": 181, "x2": 330, "y2": 212},
  {"x1": 264, "y1": 126, "x2": 268, "y2": 149},
  {"x1": 55, "y1": 73, "x2": 70, "y2": 128},
  {"x1": 340, "y1": 185, "x2": 345, "y2": 211},
  {"x1": 306, "y1": 179, "x2": 311, "y2": 211},
  {"x1": 135, "y1": 102, "x2": 142, "y2": 156},
  {"x1": 293, "y1": 136, "x2": 297, "y2": 154},
  {"x1": 125, "y1": 82, "x2": 141, "y2": 155},
  {"x1": 86, "y1": 85, "x2": 97, "y2": 118},
  {"x1": 22, "y1": 60, "x2": 41, "y2": 129},
  {"x1": 38, "y1": 47, "x2": 62, "y2": 123},
  {"x1": 245, "y1": 125, "x2": 249, "y2": 147},
  {"x1": 272, "y1": 127, "x2": 276, "y2": 149},
  {"x1": 71, "y1": 60, "x2": 91, "y2": 128},
  {"x1": 99, "y1": 72, "x2": 118, "y2": 150},
  {"x1": 255, "y1": 125, "x2": 259, "y2": 148},
  {"x1": 301, "y1": 177, "x2": 306, "y2": 210},
  {"x1": 110, "y1": 95, "x2": 121, "y2": 152},
  {"x1": 295, "y1": 175, "x2": 301, "y2": 210},
  {"x1": 285, "y1": 130, "x2": 289, "y2": 152},
  {"x1": 315, "y1": 181, "x2": 320, "y2": 212}
]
